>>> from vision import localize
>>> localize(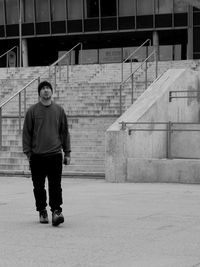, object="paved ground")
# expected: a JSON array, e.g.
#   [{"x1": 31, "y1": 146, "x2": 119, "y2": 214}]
[{"x1": 0, "y1": 177, "x2": 200, "y2": 267}]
